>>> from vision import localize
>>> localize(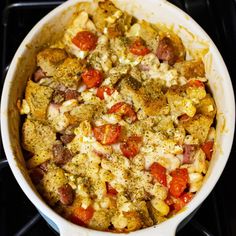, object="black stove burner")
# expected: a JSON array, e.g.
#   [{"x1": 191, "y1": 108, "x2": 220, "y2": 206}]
[{"x1": 1, "y1": 0, "x2": 236, "y2": 235}]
